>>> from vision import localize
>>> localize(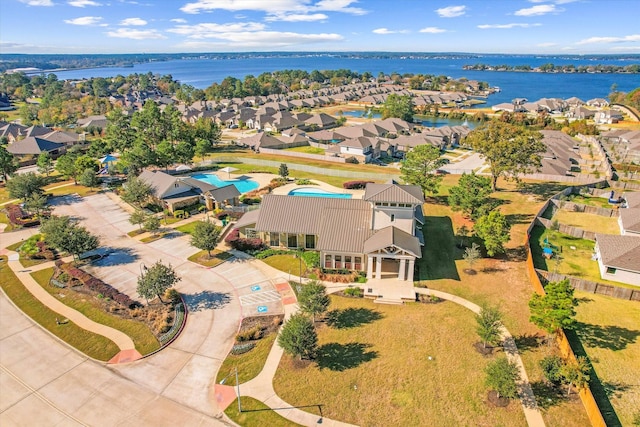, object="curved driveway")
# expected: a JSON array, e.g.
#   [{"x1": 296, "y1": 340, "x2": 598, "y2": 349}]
[{"x1": 1, "y1": 193, "x2": 283, "y2": 426}]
